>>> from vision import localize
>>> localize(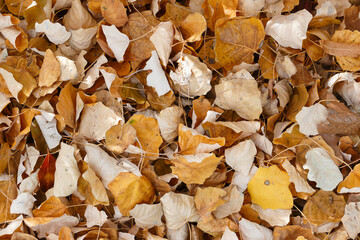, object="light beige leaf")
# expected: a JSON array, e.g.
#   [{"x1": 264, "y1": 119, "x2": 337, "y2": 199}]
[
  {"x1": 150, "y1": 21, "x2": 174, "y2": 66},
  {"x1": 213, "y1": 186, "x2": 244, "y2": 219},
  {"x1": 221, "y1": 226, "x2": 238, "y2": 240},
  {"x1": 144, "y1": 51, "x2": 171, "y2": 96},
  {"x1": 160, "y1": 192, "x2": 200, "y2": 230},
  {"x1": 129, "y1": 203, "x2": 163, "y2": 229},
  {"x1": 238, "y1": 218, "x2": 273, "y2": 240},
  {"x1": 69, "y1": 27, "x2": 97, "y2": 51},
  {"x1": 317, "y1": 0, "x2": 350, "y2": 17},
  {"x1": 84, "y1": 205, "x2": 107, "y2": 227},
  {"x1": 225, "y1": 139, "x2": 256, "y2": 175},
  {"x1": 341, "y1": 202, "x2": 360, "y2": 239},
  {"x1": 78, "y1": 102, "x2": 122, "y2": 141},
  {"x1": 304, "y1": 148, "x2": 343, "y2": 191},
  {"x1": 0, "y1": 68, "x2": 22, "y2": 101},
  {"x1": 56, "y1": 56, "x2": 78, "y2": 81},
  {"x1": 81, "y1": 165, "x2": 109, "y2": 205},
  {"x1": 79, "y1": 54, "x2": 108, "y2": 89},
  {"x1": 251, "y1": 204, "x2": 291, "y2": 226},
  {"x1": 0, "y1": 13, "x2": 19, "y2": 29},
  {"x1": 35, "y1": 20, "x2": 71, "y2": 45},
  {"x1": 38, "y1": 49, "x2": 60, "y2": 87},
  {"x1": 215, "y1": 69, "x2": 262, "y2": 120},
  {"x1": 10, "y1": 192, "x2": 35, "y2": 216},
  {"x1": 84, "y1": 144, "x2": 128, "y2": 188},
  {"x1": 63, "y1": 0, "x2": 96, "y2": 30},
  {"x1": 102, "y1": 25, "x2": 129, "y2": 62},
  {"x1": 156, "y1": 106, "x2": 184, "y2": 142},
  {"x1": 295, "y1": 103, "x2": 328, "y2": 136},
  {"x1": 0, "y1": 215, "x2": 23, "y2": 236},
  {"x1": 250, "y1": 133, "x2": 273, "y2": 156},
  {"x1": 34, "y1": 115, "x2": 61, "y2": 150},
  {"x1": 274, "y1": 80, "x2": 293, "y2": 108},
  {"x1": 282, "y1": 160, "x2": 315, "y2": 194},
  {"x1": 265, "y1": 9, "x2": 312, "y2": 49},
  {"x1": 170, "y1": 54, "x2": 212, "y2": 97},
  {"x1": 53, "y1": 142, "x2": 80, "y2": 197},
  {"x1": 238, "y1": 0, "x2": 265, "y2": 17}
]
